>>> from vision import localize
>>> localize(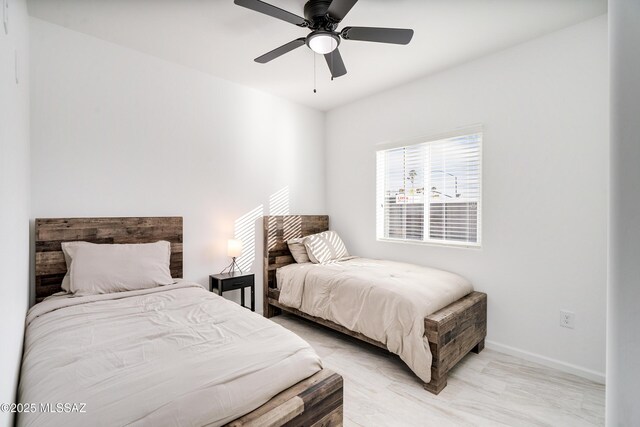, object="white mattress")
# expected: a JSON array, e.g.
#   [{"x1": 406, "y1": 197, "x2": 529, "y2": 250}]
[
  {"x1": 18, "y1": 281, "x2": 322, "y2": 427},
  {"x1": 277, "y1": 258, "x2": 472, "y2": 383}
]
